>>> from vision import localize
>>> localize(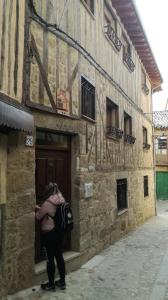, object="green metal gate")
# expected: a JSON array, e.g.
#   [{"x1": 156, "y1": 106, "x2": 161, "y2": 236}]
[{"x1": 156, "y1": 172, "x2": 168, "y2": 200}]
